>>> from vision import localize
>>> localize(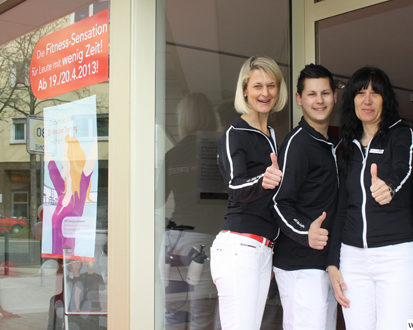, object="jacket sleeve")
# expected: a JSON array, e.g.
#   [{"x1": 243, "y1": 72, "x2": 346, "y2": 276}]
[
  {"x1": 218, "y1": 128, "x2": 268, "y2": 203},
  {"x1": 273, "y1": 134, "x2": 313, "y2": 247},
  {"x1": 327, "y1": 171, "x2": 347, "y2": 267},
  {"x1": 382, "y1": 127, "x2": 413, "y2": 196}
]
